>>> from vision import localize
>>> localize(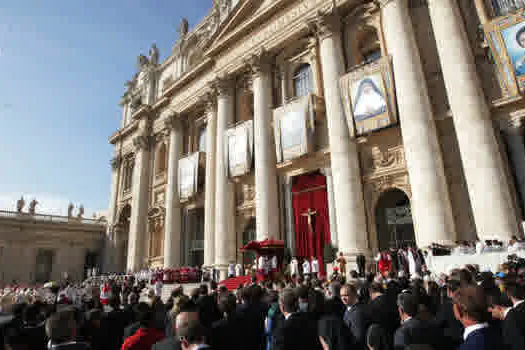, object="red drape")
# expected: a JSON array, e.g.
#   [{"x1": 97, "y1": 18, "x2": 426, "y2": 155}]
[{"x1": 292, "y1": 173, "x2": 331, "y2": 276}]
